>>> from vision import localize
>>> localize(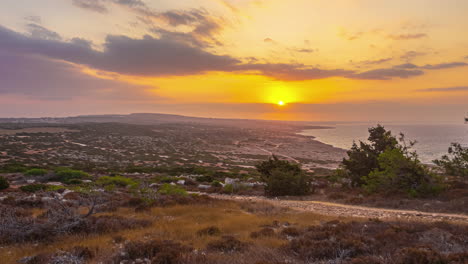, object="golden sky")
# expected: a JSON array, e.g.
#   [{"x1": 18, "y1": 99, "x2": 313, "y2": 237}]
[{"x1": 0, "y1": 0, "x2": 467, "y2": 122}]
